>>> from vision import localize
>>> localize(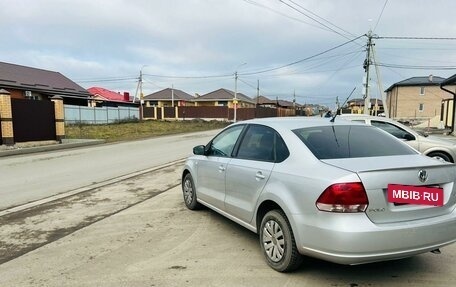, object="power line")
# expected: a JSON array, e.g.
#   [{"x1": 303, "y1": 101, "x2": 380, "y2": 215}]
[
  {"x1": 240, "y1": 34, "x2": 365, "y2": 76},
  {"x1": 377, "y1": 36, "x2": 456, "y2": 40},
  {"x1": 278, "y1": 0, "x2": 358, "y2": 42},
  {"x1": 241, "y1": 0, "x2": 334, "y2": 33},
  {"x1": 76, "y1": 76, "x2": 137, "y2": 83},
  {"x1": 375, "y1": 63, "x2": 456, "y2": 70},
  {"x1": 142, "y1": 73, "x2": 233, "y2": 79},
  {"x1": 373, "y1": 0, "x2": 388, "y2": 32},
  {"x1": 287, "y1": 0, "x2": 357, "y2": 38}
]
